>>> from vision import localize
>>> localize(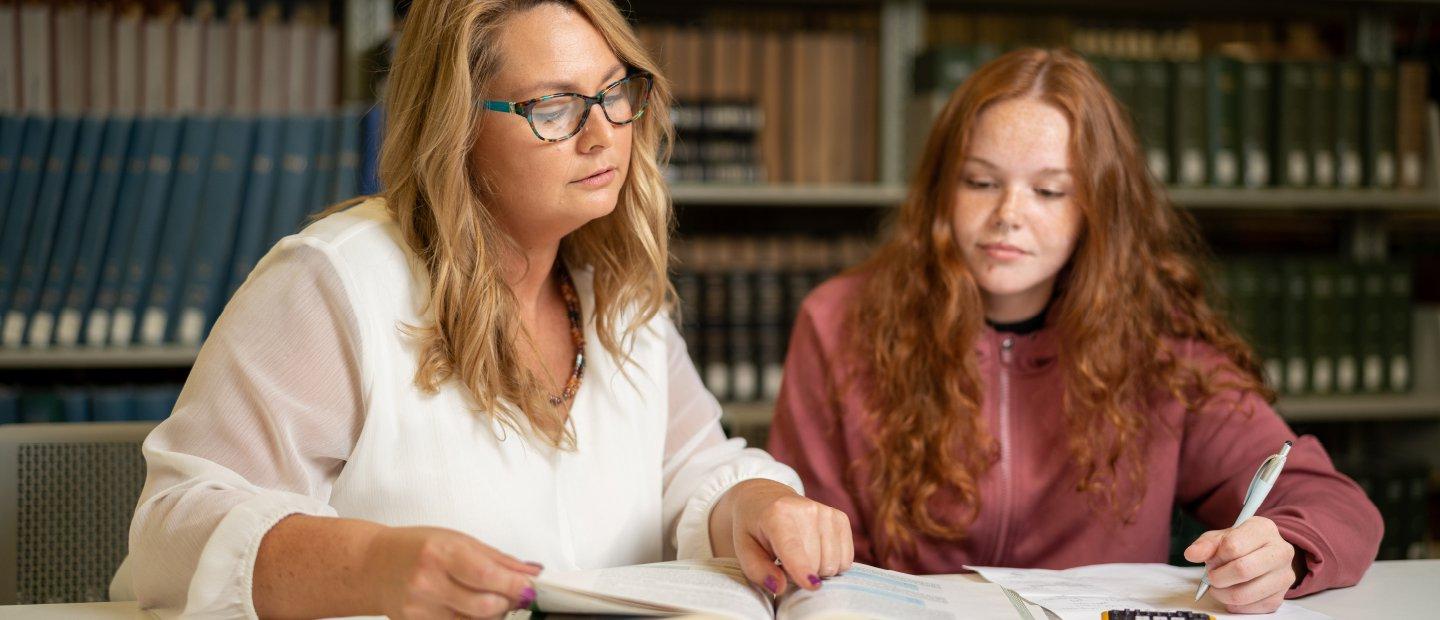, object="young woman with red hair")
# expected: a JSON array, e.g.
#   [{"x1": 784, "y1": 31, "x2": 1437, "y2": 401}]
[{"x1": 767, "y1": 48, "x2": 1382, "y2": 614}]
